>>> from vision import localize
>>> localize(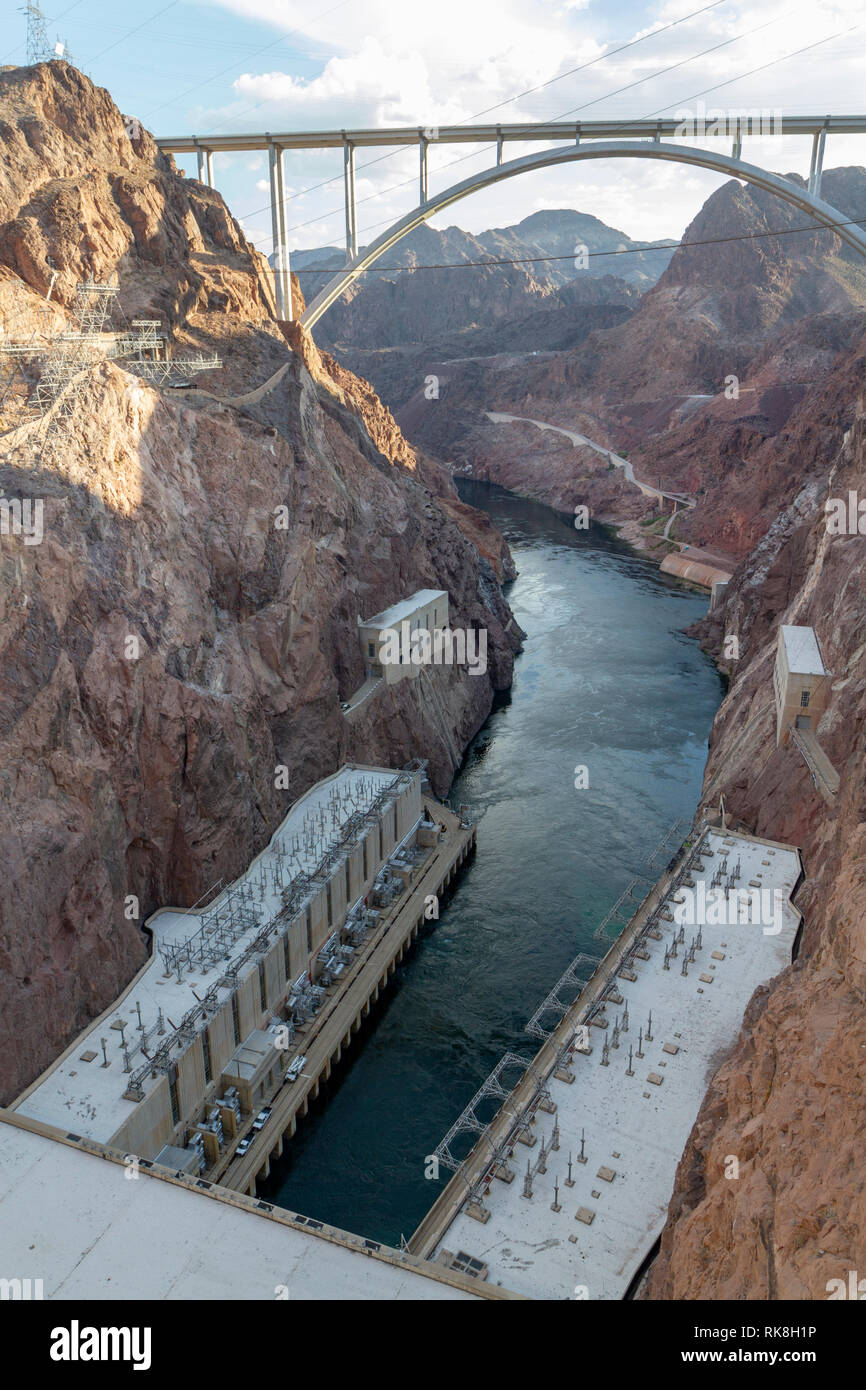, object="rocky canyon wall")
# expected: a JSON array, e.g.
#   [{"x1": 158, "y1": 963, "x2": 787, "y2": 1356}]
[
  {"x1": 643, "y1": 387, "x2": 866, "y2": 1300},
  {"x1": 0, "y1": 63, "x2": 521, "y2": 1103}
]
